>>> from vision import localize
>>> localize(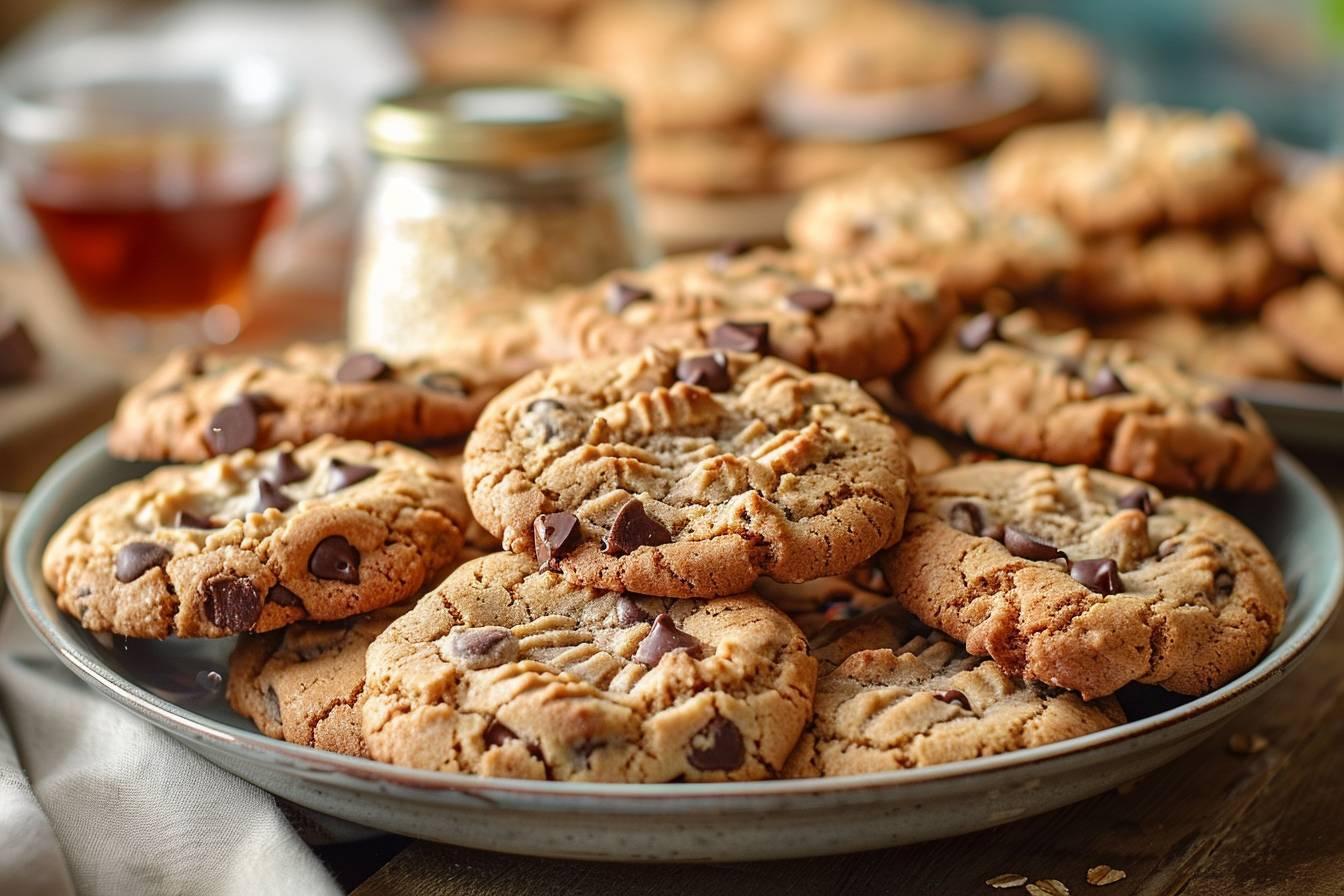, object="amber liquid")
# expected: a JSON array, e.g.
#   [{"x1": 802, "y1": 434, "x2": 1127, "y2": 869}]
[{"x1": 21, "y1": 141, "x2": 281, "y2": 316}]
